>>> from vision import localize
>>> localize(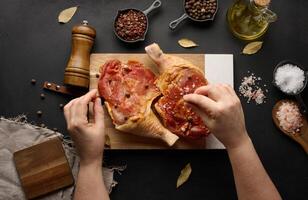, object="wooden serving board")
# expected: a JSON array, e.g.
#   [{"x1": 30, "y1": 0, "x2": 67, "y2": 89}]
[
  {"x1": 89, "y1": 53, "x2": 233, "y2": 149},
  {"x1": 13, "y1": 137, "x2": 74, "y2": 199}
]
